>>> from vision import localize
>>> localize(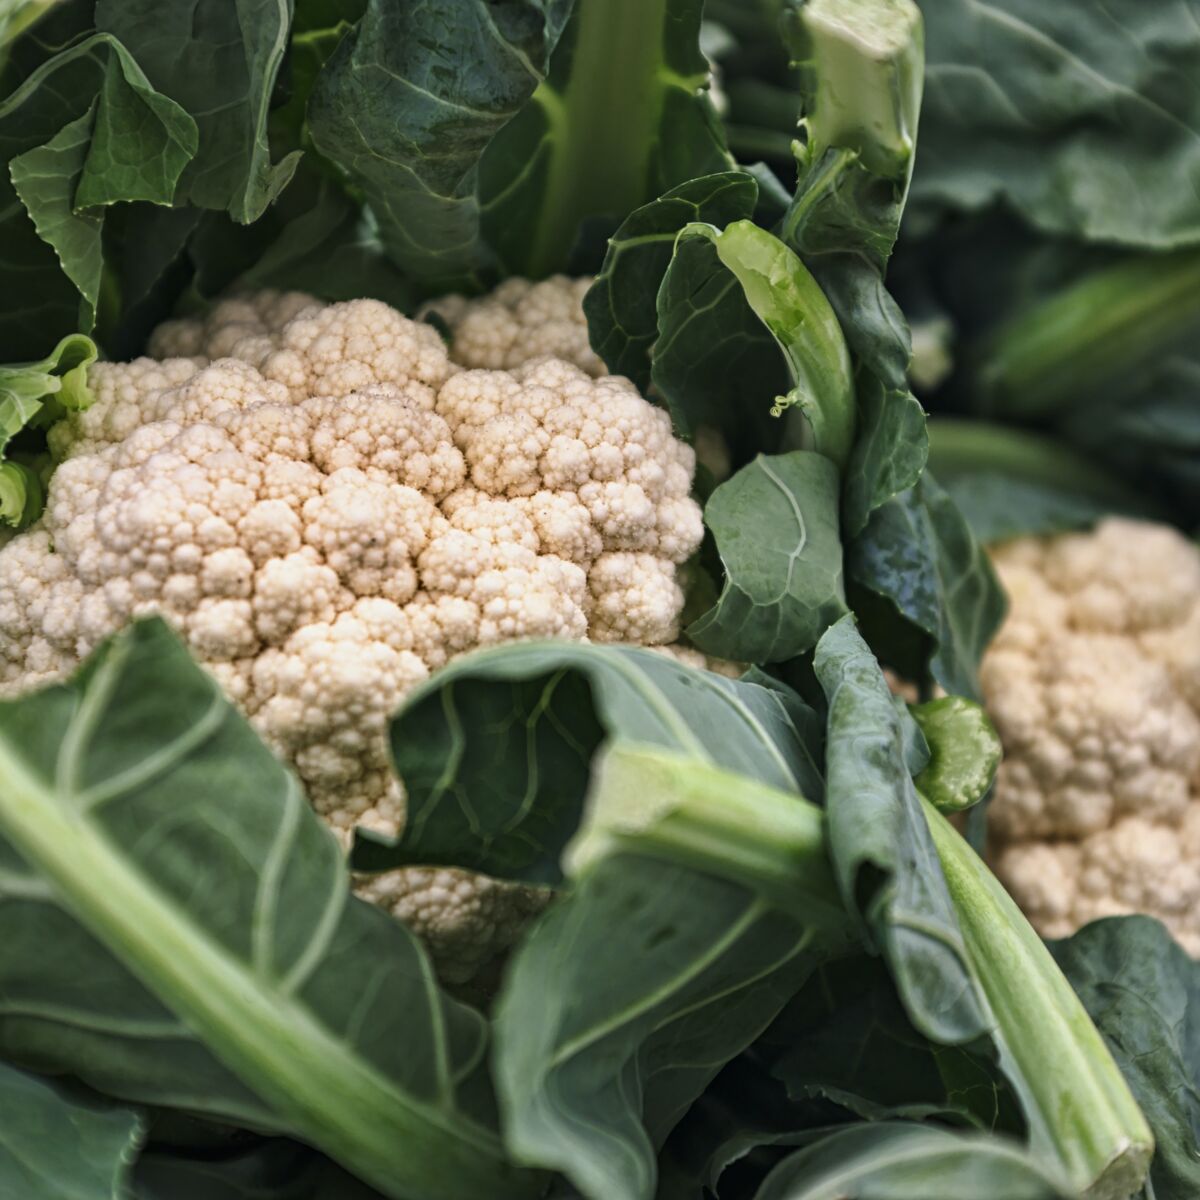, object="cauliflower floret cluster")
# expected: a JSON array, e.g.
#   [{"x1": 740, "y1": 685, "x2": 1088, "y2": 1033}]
[
  {"x1": 0, "y1": 292, "x2": 704, "y2": 979},
  {"x1": 420, "y1": 275, "x2": 605, "y2": 378},
  {"x1": 981, "y1": 518, "x2": 1200, "y2": 953}
]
